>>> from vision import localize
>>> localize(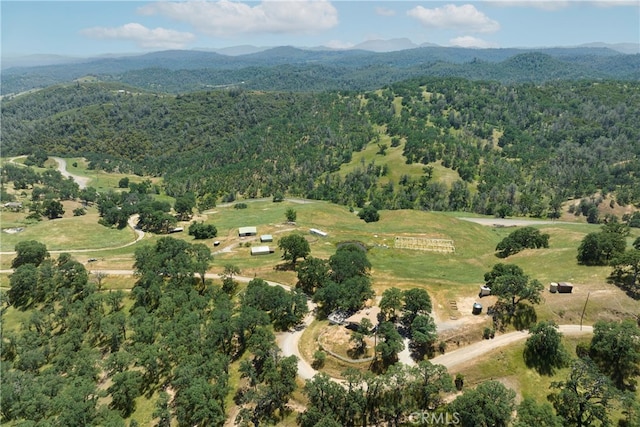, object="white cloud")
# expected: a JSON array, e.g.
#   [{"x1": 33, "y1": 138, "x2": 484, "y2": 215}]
[
  {"x1": 375, "y1": 6, "x2": 396, "y2": 17},
  {"x1": 407, "y1": 4, "x2": 500, "y2": 33},
  {"x1": 138, "y1": 0, "x2": 339, "y2": 37},
  {"x1": 591, "y1": 0, "x2": 640, "y2": 7},
  {"x1": 486, "y1": 0, "x2": 638, "y2": 9},
  {"x1": 81, "y1": 23, "x2": 196, "y2": 49},
  {"x1": 450, "y1": 36, "x2": 498, "y2": 48},
  {"x1": 485, "y1": 1, "x2": 571, "y2": 10}
]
